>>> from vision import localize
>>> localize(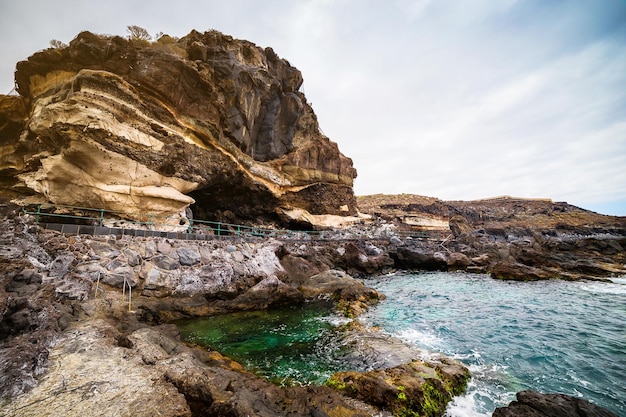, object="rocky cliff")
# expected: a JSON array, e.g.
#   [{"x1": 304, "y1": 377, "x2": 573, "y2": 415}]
[
  {"x1": 0, "y1": 30, "x2": 357, "y2": 228},
  {"x1": 357, "y1": 194, "x2": 626, "y2": 280}
]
